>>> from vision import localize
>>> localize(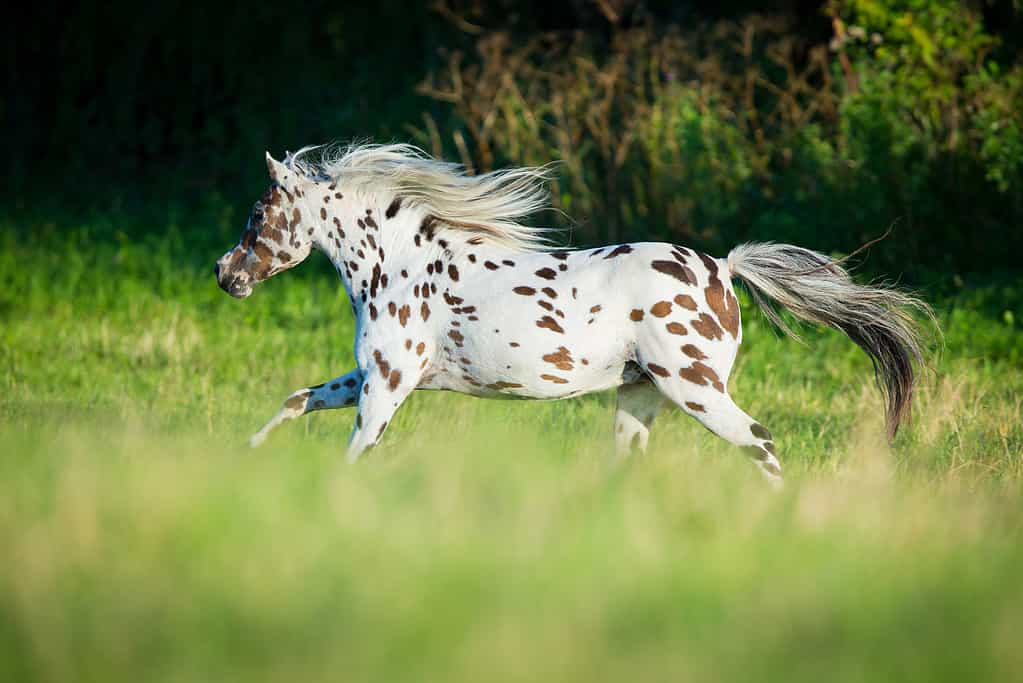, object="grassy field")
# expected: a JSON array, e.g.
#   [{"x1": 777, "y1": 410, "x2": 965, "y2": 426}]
[{"x1": 1, "y1": 215, "x2": 1022, "y2": 682}]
